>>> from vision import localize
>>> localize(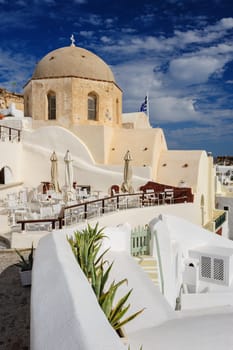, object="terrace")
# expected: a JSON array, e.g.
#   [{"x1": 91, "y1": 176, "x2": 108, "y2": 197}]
[{"x1": 13, "y1": 181, "x2": 194, "y2": 232}]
